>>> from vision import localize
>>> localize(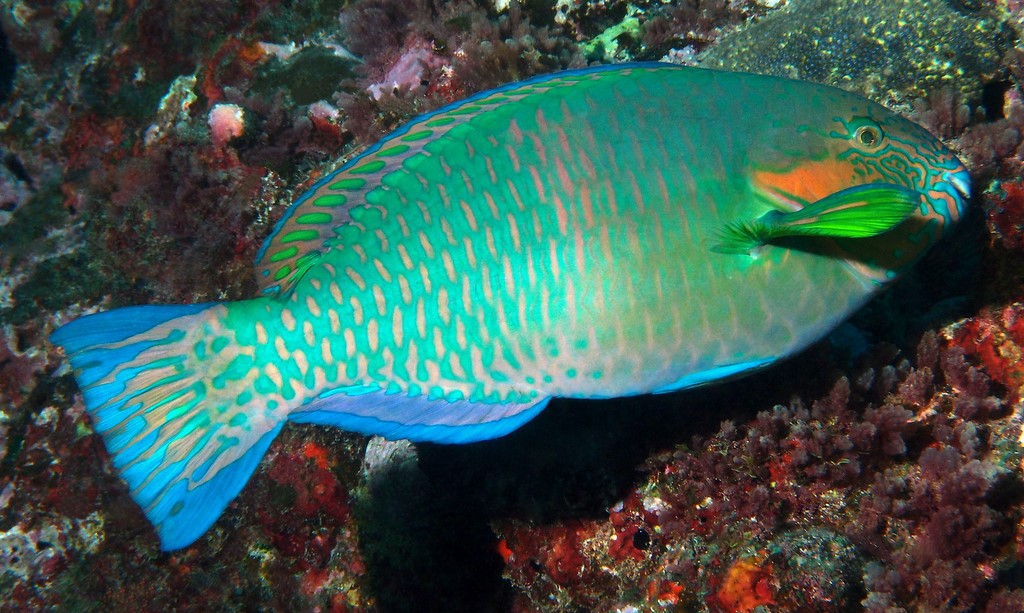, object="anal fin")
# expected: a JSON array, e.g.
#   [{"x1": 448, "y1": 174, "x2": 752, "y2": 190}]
[{"x1": 289, "y1": 386, "x2": 551, "y2": 444}]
